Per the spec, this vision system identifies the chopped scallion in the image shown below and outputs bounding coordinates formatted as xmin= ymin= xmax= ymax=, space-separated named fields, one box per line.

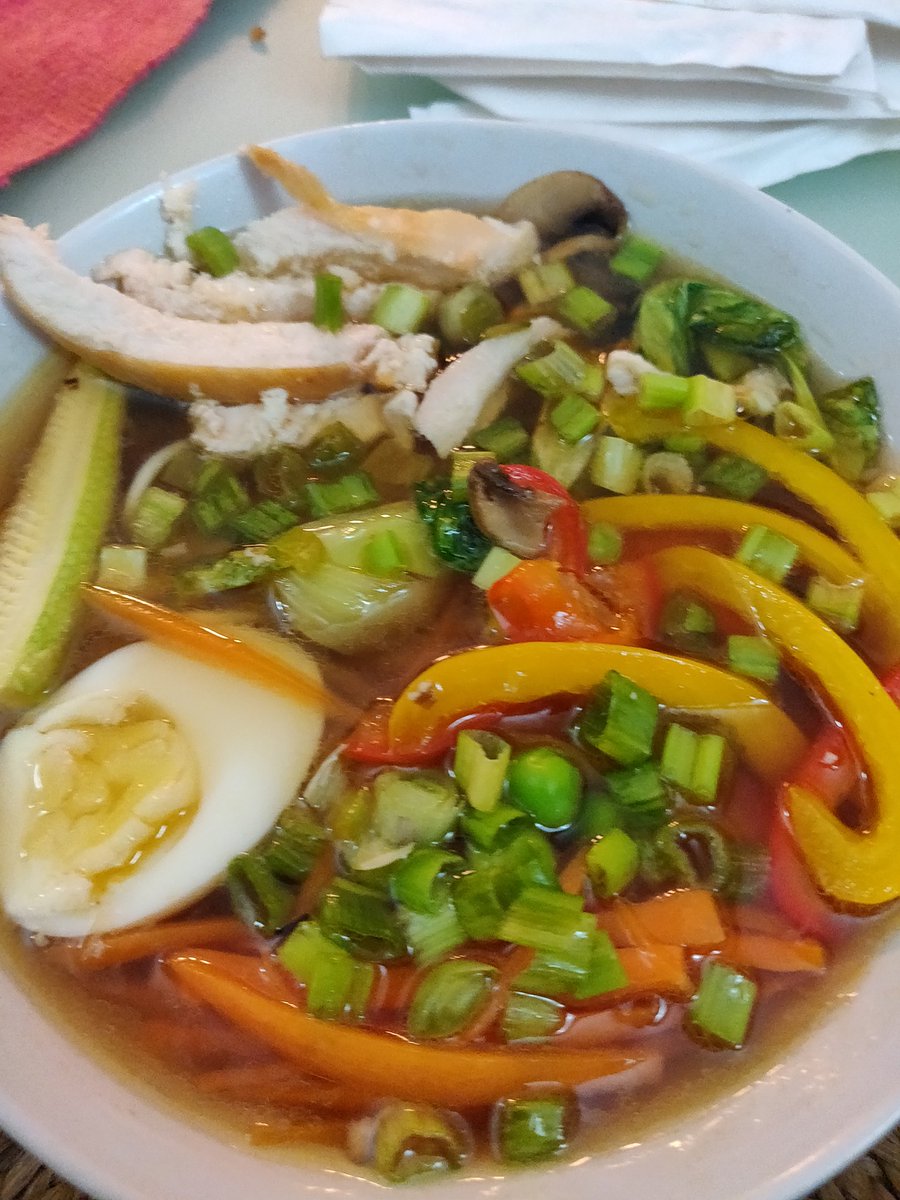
xmin=454 ymin=730 xmax=511 ymax=812
xmin=407 ymin=959 xmax=498 ymax=1039
xmin=610 ymin=233 xmax=664 ymax=283
xmin=660 ymin=592 xmax=717 ymax=655
xmin=727 ymin=634 xmax=780 ymax=685
xmin=688 ymin=960 xmax=757 ymax=1048
xmin=638 ymin=371 xmax=690 ymax=411
xmin=391 ymin=848 xmax=462 ymax=915
xmin=701 ymin=454 xmax=768 ymax=501
xmin=516 ymin=341 xmax=603 ymax=401
xmin=587 ymin=521 xmax=623 ymax=565
xmin=230 ymin=499 xmax=298 ymax=542
xmin=278 ymin=923 xmax=374 ymax=1023
xmin=404 ymin=902 xmax=467 ymax=966
xmin=550 ymin=391 xmax=601 ymax=444
xmin=684 ymin=375 xmax=738 ymax=427
xmin=313 ymin=272 xmax=345 ymax=331
xmin=660 ymin=724 xmax=727 ymax=805
xmin=371 ymin=283 xmax=431 ymax=334
xmin=438 ymin=284 xmax=504 ymax=345
xmin=460 ymin=802 xmax=527 ymax=850
xmin=268 ymin=526 xmax=326 ymax=574
xmin=472 ymin=416 xmax=529 ymax=461
xmin=373 ymin=769 xmax=460 ymax=846
xmin=579 ymin=671 xmax=659 ymax=766
xmin=585 ymin=828 xmax=640 ymax=898
xmin=518 ymin=261 xmax=576 ymax=305
xmin=305 ymin=472 xmax=378 ymax=518
xmin=129 ymin=485 xmax=186 ymax=549
xmin=806 ymin=574 xmax=864 ymax=633
xmin=556 ymin=285 xmax=614 ymax=334
xmin=372 ymin=1103 xmax=466 ymax=1182
xmin=605 ymin=762 xmax=667 ymax=829
xmin=472 ymin=545 xmax=522 ymax=590
xmin=735 ymin=524 xmax=798 ymax=584
xmin=318 ymin=878 xmax=408 ymax=960
xmin=189 ymin=461 xmax=250 ymax=535
xmin=498 ymin=886 xmax=585 ymax=955
xmin=502 ymin=991 xmax=565 ymax=1043
xmin=185 ymin=225 xmax=238 ymax=277
xmin=227 ymin=854 xmax=292 ymax=935
xmin=304 ymin=422 xmax=365 ymax=475
xmin=590 ymin=435 xmax=644 ymax=495
xmin=177 ymin=548 xmax=275 ymax=597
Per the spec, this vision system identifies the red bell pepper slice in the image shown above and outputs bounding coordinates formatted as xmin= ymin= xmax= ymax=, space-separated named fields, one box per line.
xmin=487 ymin=558 xmax=640 ymax=644
xmin=499 ymin=464 xmax=589 ymax=576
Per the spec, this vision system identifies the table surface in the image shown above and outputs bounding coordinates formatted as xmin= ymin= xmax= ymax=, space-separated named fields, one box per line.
xmin=5 ymin=0 xmax=900 ymax=289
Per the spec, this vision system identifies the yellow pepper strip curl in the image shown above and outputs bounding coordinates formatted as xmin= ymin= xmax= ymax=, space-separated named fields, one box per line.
xmin=388 ymin=641 xmax=804 ymax=783
xmin=652 ymin=546 xmax=900 ymax=907
xmin=604 ymin=397 xmax=900 ymax=618
xmin=581 ymin=493 xmax=900 ymax=666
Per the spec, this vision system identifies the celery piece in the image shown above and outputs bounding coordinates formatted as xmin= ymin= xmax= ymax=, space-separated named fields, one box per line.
xmin=590 ymin=436 xmax=644 ymax=495
xmin=735 ymin=524 xmax=798 ymax=584
xmin=313 ymin=272 xmax=344 ymax=331
xmin=806 ymin=575 xmax=864 ymax=634
xmin=610 ymin=233 xmax=664 ymax=284
xmin=96 ymin=545 xmax=148 ymax=592
xmin=472 ymin=546 xmax=522 ymax=591
xmin=454 ymin=730 xmax=511 ymax=812
xmin=438 ymin=284 xmax=504 ymax=346
xmin=185 ymin=226 xmax=238 ymax=277
xmin=684 ymin=375 xmax=738 ymax=427
xmin=550 ymin=392 xmax=601 ymax=444
xmin=587 ymin=522 xmax=623 ymax=566
xmin=129 ymin=485 xmax=186 ymax=549
xmin=372 ymin=283 xmax=431 ymax=334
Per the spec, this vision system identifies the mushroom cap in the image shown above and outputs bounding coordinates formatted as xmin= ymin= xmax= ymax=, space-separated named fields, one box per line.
xmin=494 ymin=171 xmax=628 ymax=247
xmin=467 ymin=461 xmax=563 ymax=558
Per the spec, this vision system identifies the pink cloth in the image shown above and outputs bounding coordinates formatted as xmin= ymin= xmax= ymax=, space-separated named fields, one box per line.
xmin=0 ymin=0 xmax=212 ymax=185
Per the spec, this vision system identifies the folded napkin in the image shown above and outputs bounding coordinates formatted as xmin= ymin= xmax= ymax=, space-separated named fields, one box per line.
xmin=320 ymin=0 xmax=900 ymax=185
xmin=0 ymin=0 xmax=212 ymax=186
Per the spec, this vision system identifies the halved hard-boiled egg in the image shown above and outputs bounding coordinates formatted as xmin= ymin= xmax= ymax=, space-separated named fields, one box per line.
xmin=0 ymin=635 xmax=324 ymax=937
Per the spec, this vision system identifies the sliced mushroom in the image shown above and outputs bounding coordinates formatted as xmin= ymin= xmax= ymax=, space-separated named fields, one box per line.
xmin=494 ymin=171 xmax=627 ymax=247
xmin=467 ymin=461 xmax=563 ymax=558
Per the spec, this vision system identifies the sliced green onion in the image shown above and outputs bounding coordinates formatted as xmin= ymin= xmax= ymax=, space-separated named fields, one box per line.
xmin=497 ymin=1094 xmax=574 ymax=1163
xmin=664 ymin=433 xmax=706 ymax=458
xmin=575 ymin=928 xmax=629 ymax=998
xmin=253 ymin=446 xmax=308 ymax=506
xmin=610 ymin=233 xmax=664 ymax=283
xmin=277 ymin=923 xmax=374 ymax=1022
xmin=372 ymin=1103 xmax=467 ymax=1183
xmin=774 ymin=400 xmax=835 ymax=454
xmin=579 ymin=671 xmax=660 ymax=766
xmin=577 ymin=792 xmax=621 ymax=840
xmin=373 ymin=769 xmax=460 ymax=846
xmin=96 ymin=545 xmax=148 ymax=592
xmin=550 ymin=392 xmax=601 ymax=444
xmin=701 ymin=454 xmax=768 ymax=501
xmin=185 ymin=225 xmax=239 ymax=277
xmin=727 ymin=634 xmax=780 ymax=685
xmin=460 ymin=802 xmax=527 ymax=850
xmin=590 ymin=435 xmax=644 ymax=495
xmin=660 ymin=592 xmax=717 ymax=655
xmin=735 ymin=524 xmax=798 ymax=584
xmin=518 ymin=262 xmax=576 ymax=305
xmin=489 ymin=826 xmax=557 ymax=889
xmin=806 ymin=575 xmax=864 ymax=634
xmin=129 ymin=485 xmax=187 ymax=549
xmin=268 ymin=526 xmax=326 ymax=575
xmin=498 ymin=886 xmax=585 ymax=955
xmin=177 ymin=547 xmax=275 ymax=597
xmin=454 ymin=730 xmax=511 ymax=813
xmin=313 ymin=271 xmax=345 ymax=331
xmin=438 ymin=284 xmax=504 ymax=346
xmin=230 ymin=499 xmax=298 ymax=542
xmin=391 ymin=848 xmax=462 ymax=915
xmin=641 ymin=451 xmax=694 ymax=495
xmin=586 ymin=828 xmax=640 ymax=898
xmin=303 ymin=422 xmax=365 ymax=475
xmin=453 ymin=866 xmax=513 ymax=940
xmin=361 ymin=529 xmax=409 ymax=579
xmin=407 ymin=959 xmax=498 ymax=1039
xmin=371 ymin=283 xmax=431 ymax=334
xmin=263 ymin=812 xmax=328 ymax=881
xmin=472 ymin=545 xmax=522 ymax=590
xmin=605 ymin=762 xmax=667 ymax=830
xmin=450 ymin=449 xmax=496 ymax=498
xmin=227 ymin=854 xmax=292 ymax=935
xmin=671 ymin=820 xmax=733 ymax=894
xmin=472 ymin=416 xmax=530 ymax=461
xmin=318 ymin=878 xmax=408 ymax=961
xmin=660 ymin=724 xmax=728 ymax=805
xmin=556 ymin=285 xmax=615 ymax=334
xmin=637 ymin=825 xmax=697 ymax=891
xmin=688 ymin=960 xmax=757 ymax=1049
xmin=587 ymin=521 xmax=623 ymax=565
xmin=516 ymin=341 xmax=604 ymax=401
xmin=189 ymin=461 xmax=250 ymax=535
xmin=306 ymin=472 xmax=378 ymax=518
xmin=638 ymin=371 xmax=690 ymax=411
xmin=684 ymin=375 xmax=738 ymax=427
xmin=866 ymin=490 xmax=900 ymax=527
xmin=506 ymin=746 xmax=582 ymax=830
xmin=513 ymin=923 xmax=625 ymax=1000
xmin=404 ymin=902 xmax=467 ymax=966
xmin=502 ymin=991 xmax=566 ymax=1043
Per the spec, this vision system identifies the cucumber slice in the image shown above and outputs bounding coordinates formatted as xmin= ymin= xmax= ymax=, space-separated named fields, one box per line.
xmin=0 ymin=364 xmax=124 ymax=706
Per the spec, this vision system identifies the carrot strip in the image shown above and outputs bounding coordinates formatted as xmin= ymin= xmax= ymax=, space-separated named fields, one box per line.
xmin=72 ymin=917 xmax=253 ymax=972
xmin=293 ymin=845 xmax=337 ymax=920
xmin=139 ymin=1018 xmax=274 ymax=1067
xmin=178 ymin=950 xmax=301 ymax=1004
xmin=715 ymin=933 xmax=827 ymax=973
xmin=248 ymin=1116 xmax=348 ymax=1147
xmin=728 ymin=904 xmax=801 ymax=938
xmin=595 ymin=889 xmax=725 ymax=949
xmin=165 ymin=951 xmax=643 ymax=1106
xmin=195 ymin=1063 xmax=368 ymax=1113
xmin=558 ymin=847 xmax=589 ymax=897
xmin=82 ymin=585 xmax=356 ymax=720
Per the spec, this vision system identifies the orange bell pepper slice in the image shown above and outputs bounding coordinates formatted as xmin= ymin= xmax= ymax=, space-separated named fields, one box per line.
xmin=387 ymin=641 xmax=804 ymax=783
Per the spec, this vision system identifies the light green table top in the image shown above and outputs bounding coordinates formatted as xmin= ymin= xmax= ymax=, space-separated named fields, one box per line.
xmin=4 ymin=0 xmax=900 ymax=287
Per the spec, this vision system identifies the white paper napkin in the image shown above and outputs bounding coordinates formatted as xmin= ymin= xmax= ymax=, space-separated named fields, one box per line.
xmin=410 ymin=99 xmax=900 ymax=187
xmin=653 ymin=0 xmax=900 ymax=26
xmin=320 ymin=0 xmax=871 ymax=84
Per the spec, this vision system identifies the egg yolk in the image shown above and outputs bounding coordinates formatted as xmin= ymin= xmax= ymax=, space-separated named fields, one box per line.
xmin=21 ymin=701 xmax=200 ymax=898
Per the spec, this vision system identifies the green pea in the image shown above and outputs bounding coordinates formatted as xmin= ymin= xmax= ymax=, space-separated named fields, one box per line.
xmin=506 ymin=747 xmax=582 ymax=830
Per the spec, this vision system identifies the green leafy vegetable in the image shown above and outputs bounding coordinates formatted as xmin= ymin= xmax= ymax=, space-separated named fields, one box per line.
xmin=819 ymin=377 xmax=882 ymax=482
xmin=415 ymin=478 xmax=491 ymax=574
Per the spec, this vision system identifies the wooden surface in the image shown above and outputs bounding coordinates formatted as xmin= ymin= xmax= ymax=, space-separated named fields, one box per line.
xmin=3 ymin=1126 xmax=900 ymax=1200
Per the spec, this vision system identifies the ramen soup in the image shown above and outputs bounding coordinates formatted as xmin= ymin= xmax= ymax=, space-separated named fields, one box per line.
xmin=0 ymin=150 xmax=898 ymax=1182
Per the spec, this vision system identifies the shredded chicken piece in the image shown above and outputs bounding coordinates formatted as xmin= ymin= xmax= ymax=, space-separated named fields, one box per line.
xmin=606 ymin=349 xmax=663 ymax=396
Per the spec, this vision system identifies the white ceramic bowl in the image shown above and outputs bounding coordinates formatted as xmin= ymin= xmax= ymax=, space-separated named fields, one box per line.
xmin=2 ymin=119 xmax=900 ymax=1200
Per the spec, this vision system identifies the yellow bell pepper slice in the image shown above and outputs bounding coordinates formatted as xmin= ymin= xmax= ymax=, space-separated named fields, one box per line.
xmin=581 ymin=493 xmax=900 ymax=666
xmin=652 ymin=546 xmax=900 ymax=906
xmin=604 ymin=397 xmax=900 ymax=619
xmin=388 ymin=641 xmax=804 ymax=783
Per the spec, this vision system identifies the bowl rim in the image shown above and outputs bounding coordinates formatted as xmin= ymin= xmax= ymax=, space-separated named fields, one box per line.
xmin=2 ymin=116 xmax=900 ymax=1200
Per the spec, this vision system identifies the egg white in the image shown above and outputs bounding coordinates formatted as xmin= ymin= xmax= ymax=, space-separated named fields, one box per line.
xmin=0 ymin=638 xmax=324 ymax=937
